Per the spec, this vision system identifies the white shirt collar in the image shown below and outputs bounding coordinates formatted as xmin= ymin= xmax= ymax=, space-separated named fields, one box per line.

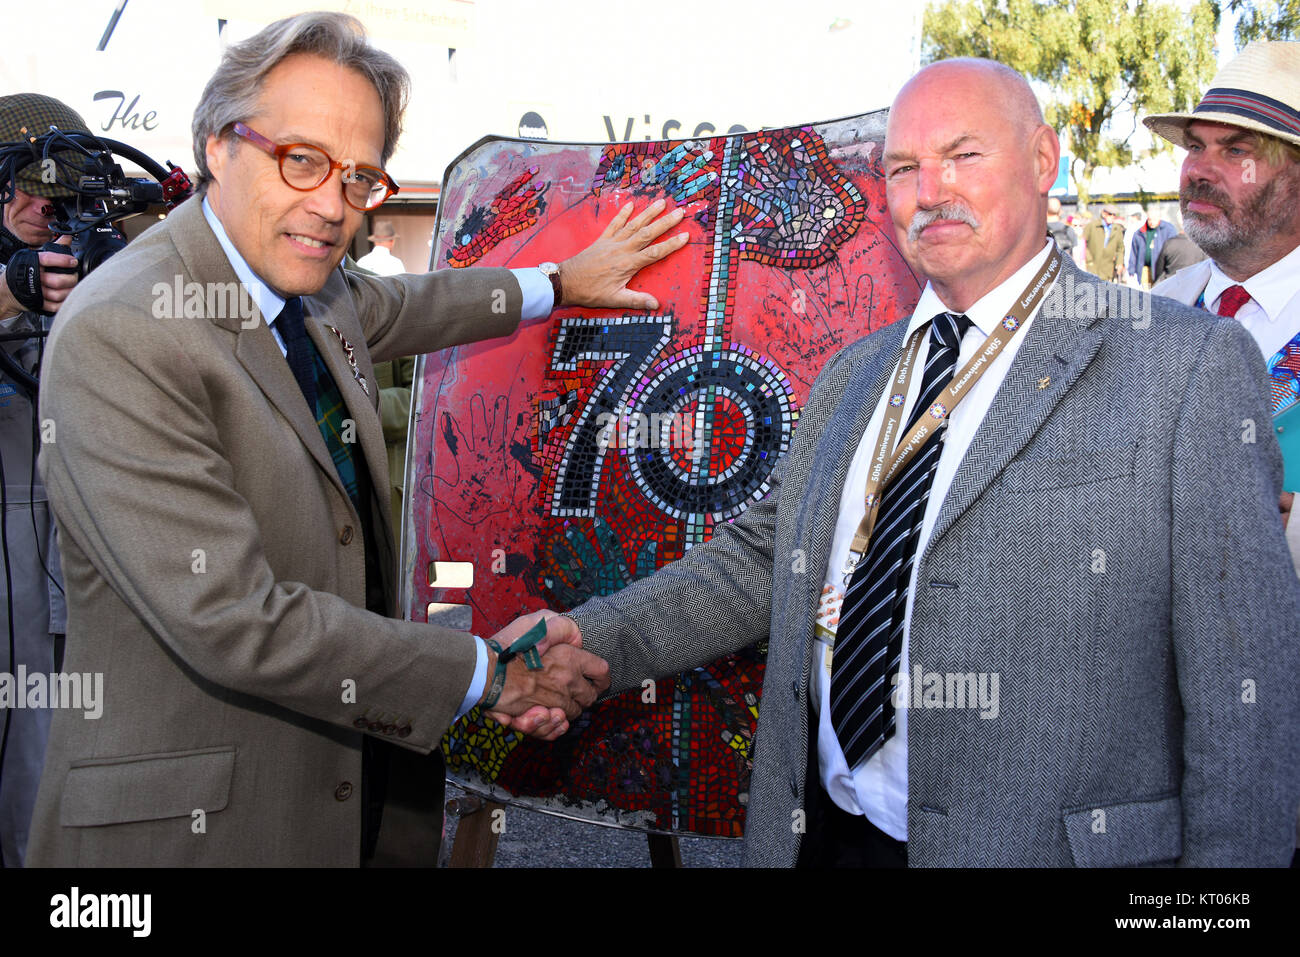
xmin=201 ymin=196 xmax=286 ymax=325
xmin=906 ymin=240 xmax=1055 ymax=338
xmin=1204 ymin=241 xmax=1300 ymax=322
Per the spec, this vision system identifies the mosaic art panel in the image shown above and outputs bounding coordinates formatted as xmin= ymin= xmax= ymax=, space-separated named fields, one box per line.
xmin=402 ymin=110 xmax=921 ymax=835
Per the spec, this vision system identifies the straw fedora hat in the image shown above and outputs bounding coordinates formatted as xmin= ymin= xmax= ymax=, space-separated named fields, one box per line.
xmin=1144 ymin=40 xmax=1300 ymax=149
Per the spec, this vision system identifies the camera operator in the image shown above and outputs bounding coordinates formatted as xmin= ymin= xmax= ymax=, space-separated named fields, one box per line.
xmin=0 ymin=93 xmax=82 ymax=867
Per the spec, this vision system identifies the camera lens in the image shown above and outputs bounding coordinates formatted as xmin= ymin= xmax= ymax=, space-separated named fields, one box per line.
xmin=75 ymin=224 xmax=127 ymax=279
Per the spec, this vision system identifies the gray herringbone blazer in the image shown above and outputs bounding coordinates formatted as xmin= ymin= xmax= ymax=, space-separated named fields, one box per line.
xmin=572 ymin=258 xmax=1300 ymax=866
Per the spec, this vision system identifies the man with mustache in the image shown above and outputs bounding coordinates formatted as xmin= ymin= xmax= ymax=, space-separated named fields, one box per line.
xmin=1146 ymin=39 xmax=1300 ymax=865
xmin=502 ymin=57 xmax=1300 ymax=866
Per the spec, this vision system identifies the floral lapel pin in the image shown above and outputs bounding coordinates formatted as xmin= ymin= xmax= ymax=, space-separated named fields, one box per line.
xmin=325 ymin=325 xmax=370 ymax=397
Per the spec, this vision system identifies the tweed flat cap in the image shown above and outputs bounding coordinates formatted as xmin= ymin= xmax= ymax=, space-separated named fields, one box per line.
xmin=0 ymin=93 xmax=93 ymax=199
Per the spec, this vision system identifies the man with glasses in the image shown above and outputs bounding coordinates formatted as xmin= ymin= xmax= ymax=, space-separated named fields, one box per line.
xmin=27 ymin=12 xmax=683 ymax=866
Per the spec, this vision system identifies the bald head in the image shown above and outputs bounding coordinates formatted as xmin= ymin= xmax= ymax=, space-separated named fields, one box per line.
xmin=882 ymin=57 xmax=1060 ymax=311
xmin=900 ymin=58 xmax=1044 ymax=135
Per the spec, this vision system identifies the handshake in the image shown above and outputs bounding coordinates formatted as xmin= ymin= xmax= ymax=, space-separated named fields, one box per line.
xmin=475 ymin=610 xmax=610 ymax=741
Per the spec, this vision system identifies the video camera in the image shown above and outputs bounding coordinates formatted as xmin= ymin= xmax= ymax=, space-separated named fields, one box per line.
xmin=0 ymin=124 xmax=192 ymax=280
xmin=0 ymin=125 xmax=192 ymax=396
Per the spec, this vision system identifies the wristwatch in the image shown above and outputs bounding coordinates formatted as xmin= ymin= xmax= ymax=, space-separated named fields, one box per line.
xmin=538 ymin=261 xmax=563 ymax=310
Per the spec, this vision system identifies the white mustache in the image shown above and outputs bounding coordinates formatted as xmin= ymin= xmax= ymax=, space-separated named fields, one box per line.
xmin=908 ymin=203 xmax=980 ymax=243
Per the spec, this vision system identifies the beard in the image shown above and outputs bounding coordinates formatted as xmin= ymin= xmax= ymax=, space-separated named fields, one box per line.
xmin=1181 ymin=164 xmax=1299 ymax=258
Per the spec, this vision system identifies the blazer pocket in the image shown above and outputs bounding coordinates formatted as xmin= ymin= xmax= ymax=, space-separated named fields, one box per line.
xmin=59 ymin=746 xmax=235 ymax=827
xmin=1063 ymin=793 xmax=1182 ymax=867
xmin=1002 ymin=443 xmax=1135 ymax=492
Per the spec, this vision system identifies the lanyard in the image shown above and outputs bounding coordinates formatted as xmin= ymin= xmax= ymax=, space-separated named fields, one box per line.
xmin=842 ymin=248 xmax=1062 ymax=583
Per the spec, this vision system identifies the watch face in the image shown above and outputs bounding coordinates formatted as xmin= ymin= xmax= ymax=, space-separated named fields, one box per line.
xmin=539 ymin=261 xmax=559 ymax=275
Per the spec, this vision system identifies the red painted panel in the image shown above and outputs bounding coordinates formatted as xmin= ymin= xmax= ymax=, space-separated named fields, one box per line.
xmin=405 ymin=111 xmax=920 ymax=834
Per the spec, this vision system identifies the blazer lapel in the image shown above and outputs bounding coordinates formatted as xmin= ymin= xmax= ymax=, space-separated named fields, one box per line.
xmin=924 ymin=268 xmax=1106 ymax=553
xmin=303 ymin=306 xmax=393 ymax=542
xmin=794 ymin=323 xmax=909 ymax=620
xmin=234 ymin=319 xmax=345 ymax=499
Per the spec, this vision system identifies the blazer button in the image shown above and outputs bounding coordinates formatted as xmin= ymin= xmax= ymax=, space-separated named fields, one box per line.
xmin=339 ymin=525 xmax=354 ymax=545
xmin=334 ymin=781 xmax=353 ymax=801
xmin=396 ymin=725 xmax=412 ymax=738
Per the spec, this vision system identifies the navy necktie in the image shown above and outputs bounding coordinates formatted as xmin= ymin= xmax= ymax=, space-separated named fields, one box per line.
xmin=830 ymin=311 xmax=973 ymax=769
xmin=277 ymin=296 xmax=317 ymax=414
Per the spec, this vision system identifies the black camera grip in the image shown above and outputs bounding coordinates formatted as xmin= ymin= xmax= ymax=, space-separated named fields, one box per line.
xmin=40 ymin=240 xmax=78 ymax=274
xmin=4 ymin=247 xmax=44 ymax=311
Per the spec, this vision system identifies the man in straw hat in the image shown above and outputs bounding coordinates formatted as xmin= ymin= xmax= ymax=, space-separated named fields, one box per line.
xmin=1146 ymin=39 xmax=1300 ymax=867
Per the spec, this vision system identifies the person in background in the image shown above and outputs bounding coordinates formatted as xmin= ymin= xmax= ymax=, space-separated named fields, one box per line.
xmin=356 ymin=220 xmax=404 ymax=276
xmin=1152 ymin=224 xmax=1207 ymax=284
xmin=1067 ymin=212 xmax=1089 ymax=270
xmin=1045 ymin=196 xmax=1074 ymax=257
xmin=0 ymin=93 xmax=82 ymax=867
xmin=1128 ymin=207 xmax=1177 ymax=288
xmin=1144 ymin=40 xmax=1300 ymax=865
xmin=1083 ymin=204 xmax=1124 ymax=280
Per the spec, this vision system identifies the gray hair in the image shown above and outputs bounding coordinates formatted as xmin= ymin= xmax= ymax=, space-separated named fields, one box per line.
xmin=190 ymin=11 xmax=409 ymax=192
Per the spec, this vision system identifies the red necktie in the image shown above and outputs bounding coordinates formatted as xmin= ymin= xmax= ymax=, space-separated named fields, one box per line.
xmin=1216 ymin=284 xmax=1252 ymax=318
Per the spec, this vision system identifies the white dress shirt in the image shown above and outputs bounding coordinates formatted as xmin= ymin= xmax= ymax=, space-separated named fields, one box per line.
xmin=356 ymin=245 xmax=406 ymax=276
xmin=814 ymin=241 xmax=1054 ymax=840
xmin=1202 ymin=241 xmax=1300 ymax=359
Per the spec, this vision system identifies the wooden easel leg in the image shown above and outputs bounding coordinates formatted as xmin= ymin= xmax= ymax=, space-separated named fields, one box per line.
xmin=647 ymin=833 xmax=683 ymax=868
xmin=446 ymin=796 xmax=505 ymax=868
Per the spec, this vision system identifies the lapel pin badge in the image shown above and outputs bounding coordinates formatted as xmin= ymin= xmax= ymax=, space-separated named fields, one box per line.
xmin=1037 ymin=376 xmax=1051 ymax=390
xmin=325 ymin=325 xmax=370 ymax=397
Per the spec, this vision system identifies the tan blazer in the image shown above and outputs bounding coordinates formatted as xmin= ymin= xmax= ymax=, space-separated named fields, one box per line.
xmin=29 ymin=197 xmax=521 ymax=866
xmin=1083 ymin=218 xmax=1125 ymax=280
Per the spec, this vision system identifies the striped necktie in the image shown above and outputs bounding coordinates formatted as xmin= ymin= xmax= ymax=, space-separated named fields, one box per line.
xmin=830 ymin=311 xmax=973 ymax=769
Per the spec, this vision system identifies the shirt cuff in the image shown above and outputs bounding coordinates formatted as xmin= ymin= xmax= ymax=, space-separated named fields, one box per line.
xmin=456 ymin=636 xmax=489 ymax=720
xmin=511 ymin=266 xmax=554 ymax=321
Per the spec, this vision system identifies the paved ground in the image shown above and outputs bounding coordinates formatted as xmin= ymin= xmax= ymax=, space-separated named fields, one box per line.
xmin=441 ymin=783 xmax=743 ymax=868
